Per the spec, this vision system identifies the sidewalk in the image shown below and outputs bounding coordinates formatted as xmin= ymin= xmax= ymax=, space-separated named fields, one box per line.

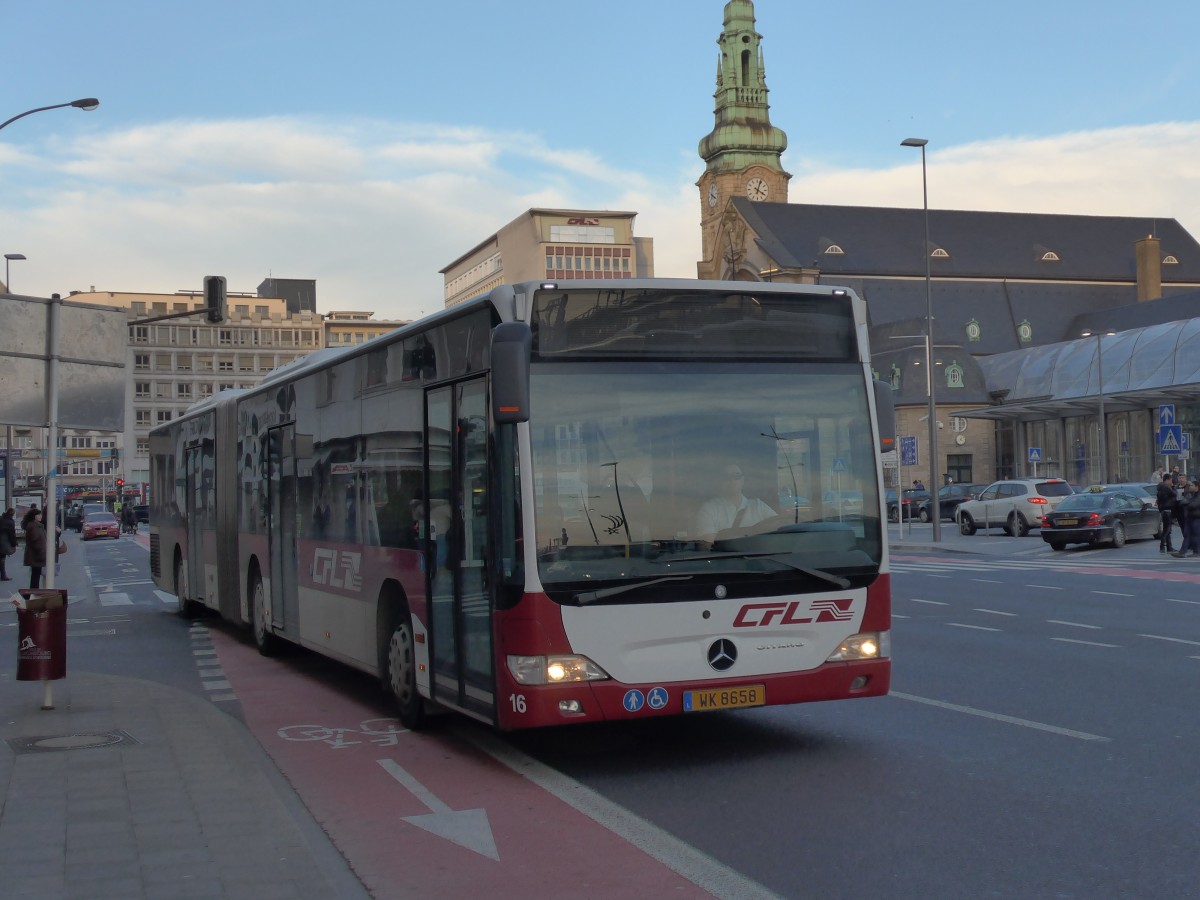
xmin=0 ymin=536 xmax=367 ymax=899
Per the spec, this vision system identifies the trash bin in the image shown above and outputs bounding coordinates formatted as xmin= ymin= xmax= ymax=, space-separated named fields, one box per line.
xmin=16 ymin=589 xmax=68 ymax=682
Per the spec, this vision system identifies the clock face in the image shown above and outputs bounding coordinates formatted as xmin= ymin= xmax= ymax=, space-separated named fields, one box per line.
xmin=708 ymin=182 xmax=718 ymax=207
xmin=746 ymin=177 xmax=769 ymax=201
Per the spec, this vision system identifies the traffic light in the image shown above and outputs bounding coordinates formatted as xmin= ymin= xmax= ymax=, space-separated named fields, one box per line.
xmin=116 ymin=478 xmax=124 ymax=488
xmin=204 ymin=275 xmax=227 ymax=324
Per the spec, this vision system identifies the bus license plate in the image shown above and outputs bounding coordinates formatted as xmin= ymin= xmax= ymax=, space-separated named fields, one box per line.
xmin=683 ymin=685 xmax=765 ymax=712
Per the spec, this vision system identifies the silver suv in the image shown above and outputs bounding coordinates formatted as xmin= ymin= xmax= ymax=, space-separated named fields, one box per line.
xmin=955 ymin=478 xmax=1074 ymax=537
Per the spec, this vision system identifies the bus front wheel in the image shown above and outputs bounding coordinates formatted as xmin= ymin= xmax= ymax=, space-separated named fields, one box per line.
xmin=385 ymin=615 xmax=426 ymax=730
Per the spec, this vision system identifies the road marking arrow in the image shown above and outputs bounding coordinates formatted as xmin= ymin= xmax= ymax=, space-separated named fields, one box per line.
xmin=377 ymin=759 xmax=499 ymax=860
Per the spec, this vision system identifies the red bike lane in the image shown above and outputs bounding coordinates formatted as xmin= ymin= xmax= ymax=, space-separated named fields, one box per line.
xmin=209 ymin=628 xmax=719 ymax=899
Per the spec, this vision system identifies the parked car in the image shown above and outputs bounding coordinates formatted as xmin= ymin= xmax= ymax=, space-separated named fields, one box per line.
xmin=82 ymin=511 xmax=121 ymax=541
xmin=821 ymin=489 xmax=864 ymax=520
xmin=1040 ymin=490 xmax=1161 ymax=549
xmin=885 ymin=488 xmax=931 ymax=522
xmin=915 ymin=482 xmax=987 ymax=522
xmin=133 ymin=504 xmax=150 ymax=524
xmin=1084 ymin=482 xmax=1158 ymax=502
xmin=955 ymin=477 xmax=1074 ymax=537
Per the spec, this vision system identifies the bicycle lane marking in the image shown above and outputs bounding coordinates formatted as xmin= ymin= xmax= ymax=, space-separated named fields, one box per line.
xmin=208 ymin=627 xmax=718 ymax=900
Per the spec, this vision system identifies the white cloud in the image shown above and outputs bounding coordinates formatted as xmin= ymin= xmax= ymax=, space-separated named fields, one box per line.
xmin=3 ymin=118 xmax=1200 ymax=320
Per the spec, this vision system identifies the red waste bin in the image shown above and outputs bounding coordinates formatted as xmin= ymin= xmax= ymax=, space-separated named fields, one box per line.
xmin=16 ymin=589 xmax=68 ymax=681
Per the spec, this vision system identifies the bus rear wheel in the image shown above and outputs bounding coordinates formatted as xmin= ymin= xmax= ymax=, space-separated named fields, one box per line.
xmin=175 ymin=556 xmax=197 ymax=619
xmin=250 ymin=571 xmax=279 ymax=657
xmin=385 ymin=615 xmax=425 ymax=730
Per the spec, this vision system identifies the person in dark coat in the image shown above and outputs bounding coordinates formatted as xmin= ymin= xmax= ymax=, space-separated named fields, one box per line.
xmin=0 ymin=508 xmax=16 ymax=580
xmin=23 ymin=508 xmax=47 ymax=590
xmin=1171 ymin=481 xmax=1200 ymax=558
xmin=1156 ymin=474 xmax=1178 ymax=553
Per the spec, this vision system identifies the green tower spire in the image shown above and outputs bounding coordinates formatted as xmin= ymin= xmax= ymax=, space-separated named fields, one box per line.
xmin=698 ymin=0 xmax=789 ymax=175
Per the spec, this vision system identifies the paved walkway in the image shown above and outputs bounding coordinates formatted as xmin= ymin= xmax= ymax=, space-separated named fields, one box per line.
xmin=0 ymin=537 xmax=367 ymax=899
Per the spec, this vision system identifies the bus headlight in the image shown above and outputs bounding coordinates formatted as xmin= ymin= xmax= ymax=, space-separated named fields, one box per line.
xmin=826 ymin=631 xmax=891 ymax=662
xmin=507 ymin=655 xmax=610 ymax=685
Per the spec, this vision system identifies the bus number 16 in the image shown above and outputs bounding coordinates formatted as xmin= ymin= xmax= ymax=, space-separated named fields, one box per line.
xmin=509 ymin=694 xmax=527 ymax=714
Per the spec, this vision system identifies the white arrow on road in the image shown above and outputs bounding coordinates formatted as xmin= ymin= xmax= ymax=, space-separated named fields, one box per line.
xmin=377 ymin=758 xmax=499 ymax=860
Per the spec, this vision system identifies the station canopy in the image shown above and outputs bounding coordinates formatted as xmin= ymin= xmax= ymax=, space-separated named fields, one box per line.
xmin=958 ymin=318 xmax=1200 ymax=421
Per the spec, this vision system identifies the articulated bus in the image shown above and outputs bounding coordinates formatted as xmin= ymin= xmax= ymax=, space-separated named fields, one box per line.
xmin=149 ymin=279 xmax=895 ymax=730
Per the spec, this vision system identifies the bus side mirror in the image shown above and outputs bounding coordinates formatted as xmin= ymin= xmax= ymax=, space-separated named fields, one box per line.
xmin=873 ymin=380 xmax=896 ymax=453
xmin=491 ymin=322 xmax=532 ymax=424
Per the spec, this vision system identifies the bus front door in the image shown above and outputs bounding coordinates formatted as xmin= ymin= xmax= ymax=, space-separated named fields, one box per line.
xmin=425 ymin=379 xmax=494 ymax=721
xmin=267 ymin=425 xmax=299 ymax=638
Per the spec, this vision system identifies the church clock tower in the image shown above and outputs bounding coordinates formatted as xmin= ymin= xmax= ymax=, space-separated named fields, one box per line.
xmin=697 ymin=0 xmax=790 ymax=279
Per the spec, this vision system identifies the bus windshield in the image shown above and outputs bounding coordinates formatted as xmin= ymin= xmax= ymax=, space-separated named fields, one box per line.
xmin=528 ymin=363 xmax=882 ymax=603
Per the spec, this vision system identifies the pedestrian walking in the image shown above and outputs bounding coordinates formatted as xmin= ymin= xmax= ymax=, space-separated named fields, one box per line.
xmin=1172 ymin=481 xmax=1200 ymax=558
xmin=0 ymin=508 xmax=16 ymax=580
xmin=23 ymin=508 xmax=47 ymax=589
xmin=1156 ymin=473 xmax=1177 ymax=553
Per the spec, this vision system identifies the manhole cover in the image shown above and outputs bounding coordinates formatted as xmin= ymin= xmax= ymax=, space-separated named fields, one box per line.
xmin=5 ymin=730 xmax=140 ymax=755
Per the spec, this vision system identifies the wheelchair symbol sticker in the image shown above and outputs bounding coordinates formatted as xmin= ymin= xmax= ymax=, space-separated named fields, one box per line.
xmin=622 ymin=690 xmax=645 ymax=712
xmin=647 ymin=687 xmax=668 ymax=710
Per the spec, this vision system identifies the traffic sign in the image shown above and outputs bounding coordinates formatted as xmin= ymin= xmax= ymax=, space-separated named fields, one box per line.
xmin=831 ymin=457 xmax=848 ymax=473
xmin=900 ymin=436 xmax=918 ymax=467
xmin=1159 ymin=404 xmax=1176 ymax=427
xmin=1028 ymin=447 xmax=1042 ymax=463
xmin=1160 ymin=424 xmax=1183 ymax=455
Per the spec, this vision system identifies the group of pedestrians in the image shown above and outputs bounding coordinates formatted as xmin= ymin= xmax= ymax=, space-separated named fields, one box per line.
xmin=0 ymin=504 xmax=63 ymax=590
xmin=1154 ymin=470 xmax=1200 ymax=557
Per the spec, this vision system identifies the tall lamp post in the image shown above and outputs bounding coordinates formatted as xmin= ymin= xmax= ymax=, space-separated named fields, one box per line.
xmin=1082 ymin=329 xmax=1115 ymax=483
xmin=4 ymin=253 xmax=26 ymax=292
xmin=1 ymin=99 xmax=100 ymax=607
xmin=901 ymin=137 xmax=939 ymax=541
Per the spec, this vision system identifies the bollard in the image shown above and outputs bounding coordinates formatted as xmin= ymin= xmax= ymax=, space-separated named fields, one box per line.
xmin=15 ymin=589 xmax=68 ymax=710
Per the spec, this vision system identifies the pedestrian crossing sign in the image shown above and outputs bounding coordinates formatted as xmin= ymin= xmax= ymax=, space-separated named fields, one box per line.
xmin=1160 ymin=424 xmax=1183 ymax=455
xmin=1027 ymin=447 xmax=1042 ymax=463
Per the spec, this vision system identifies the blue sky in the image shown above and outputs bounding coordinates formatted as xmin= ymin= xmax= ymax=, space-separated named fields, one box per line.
xmin=3 ymin=0 xmax=1199 ymax=319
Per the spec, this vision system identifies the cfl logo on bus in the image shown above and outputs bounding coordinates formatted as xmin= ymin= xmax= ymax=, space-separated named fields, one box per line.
xmin=732 ymin=598 xmax=854 ymax=627
xmin=312 ymin=549 xmax=362 ymax=592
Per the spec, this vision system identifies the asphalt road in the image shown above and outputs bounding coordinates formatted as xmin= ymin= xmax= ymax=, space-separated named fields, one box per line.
xmin=15 ymin=523 xmax=1198 ymax=898
xmin=512 ymin=528 xmax=1200 ymax=898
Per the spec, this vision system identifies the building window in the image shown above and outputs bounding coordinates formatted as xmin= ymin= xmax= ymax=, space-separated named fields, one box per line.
xmin=132 ymin=325 xmax=149 ymax=343
xmin=135 ymin=354 xmax=150 ymax=370
xmin=931 ymin=248 xmax=950 ymax=258
xmin=156 ymin=410 xmax=173 ymax=424
xmin=218 ymin=358 xmax=233 ymax=372
xmin=1164 ymin=255 xmax=1180 ymax=265
xmin=1041 ymin=251 xmax=1060 ymax=262
xmin=177 ymin=383 xmax=192 ymax=399
xmin=219 ymin=329 xmax=232 ymax=346
xmin=199 ymin=383 xmax=213 ymax=397
xmin=136 ymin=439 xmax=149 ymax=455
xmin=135 ymin=382 xmax=151 ymax=399
xmin=136 ymin=410 xmax=151 ymax=426
xmin=824 ymin=245 xmax=845 ymax=255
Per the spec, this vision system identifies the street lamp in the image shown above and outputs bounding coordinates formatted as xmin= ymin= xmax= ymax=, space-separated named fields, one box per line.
xmin=4 ymin=253 xmax=26 ymax=292
xmin=0 ymin=97 xmax=99 ymax=611
xmin=901 ymin=137 xmax=939 ymax=541
xmin=0 ymin=98 xmax=100 ymax=132
xmin=1081 ymin=329 xmax=1116 ymax=483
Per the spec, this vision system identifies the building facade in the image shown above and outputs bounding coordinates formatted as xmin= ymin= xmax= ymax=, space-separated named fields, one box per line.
xmin=696 ymin=0 xmax=1200 ymax=487
xmin=441 ymin=208 xmax=655 ymax=307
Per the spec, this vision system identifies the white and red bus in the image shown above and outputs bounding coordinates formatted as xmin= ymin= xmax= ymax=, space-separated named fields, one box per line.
xmin=149 ymin=279 xmax=894 ymax=729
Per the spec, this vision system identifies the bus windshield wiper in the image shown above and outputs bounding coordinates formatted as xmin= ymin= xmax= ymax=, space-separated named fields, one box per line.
xmin=670 ymin=552 xmax=850 ymax=590
xmin=574 ymin=575 xmax=694 ymax=605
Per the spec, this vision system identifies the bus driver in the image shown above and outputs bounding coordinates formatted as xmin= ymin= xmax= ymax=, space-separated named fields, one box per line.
xmin=694 ymin=464 xmax=779 ymax=545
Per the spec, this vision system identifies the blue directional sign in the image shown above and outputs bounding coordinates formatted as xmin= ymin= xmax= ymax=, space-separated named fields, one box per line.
xmin=1160 ymin=424 xmax=1183 ymax=455
xmin=1028 ymin=447 xmax=1042 ymax=463
xmin=1159 ymin=404 xmax=1176 ymax=427
xmin=900 ymin=436 xmax=918 ymax=467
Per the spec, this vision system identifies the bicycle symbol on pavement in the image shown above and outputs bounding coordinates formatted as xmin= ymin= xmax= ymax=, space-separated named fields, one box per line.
xmin=277 ymin=717 xmax=408 ymax=749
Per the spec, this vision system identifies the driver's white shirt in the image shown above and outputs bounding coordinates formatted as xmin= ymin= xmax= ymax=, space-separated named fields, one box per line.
xmin=695 ymin=495 xmax=776 ymax=538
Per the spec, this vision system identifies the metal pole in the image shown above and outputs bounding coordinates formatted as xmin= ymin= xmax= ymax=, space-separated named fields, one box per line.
xmin=1097 ymin=333 xmax=1107 ymax=483
xmin=44 ymin=294 xmax=61 ymax=590
xmin=918 ymin=147 xmax=940 ymax=541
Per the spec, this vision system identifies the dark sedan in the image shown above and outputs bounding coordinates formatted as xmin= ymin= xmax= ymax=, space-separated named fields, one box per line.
xmin=1040 ymin=491 xmax=1161 ymax=550
xmin=915 ymin=482 xmax=987 ymax=523
xmin=886 ymin=488 xmax=931 ymax=522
